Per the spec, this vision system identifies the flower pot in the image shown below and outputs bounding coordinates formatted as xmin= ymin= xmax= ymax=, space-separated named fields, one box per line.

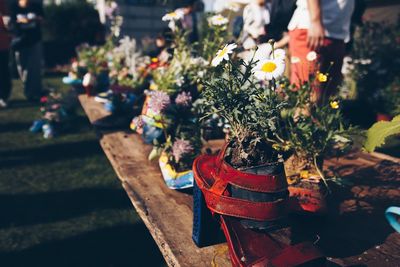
xmin=159 ymin=153 xmax=194 ymax=190
xmin=141 ymin=95 xmax=164 ymax=129
xmin=82 ymin=73 xmax=96 ymax=96
xmin=285 ymin=155 xmax=327 ymax=214
xmin=230 ymin=161 xmax=289 ymax=230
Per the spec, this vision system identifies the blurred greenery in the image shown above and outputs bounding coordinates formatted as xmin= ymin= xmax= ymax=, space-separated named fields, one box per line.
xmin=0 ymin=76 xmax=165 ymax=267
xmin=43 ymin=1 xmax=104 ymax=44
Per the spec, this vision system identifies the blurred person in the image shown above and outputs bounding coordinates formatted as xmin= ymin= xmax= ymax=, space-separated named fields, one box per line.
xmin=0 ymin=0 xmax=11 ymax=108
xmin=178 ymin=0 xmax=203 ymax=43
xmin=266 ymin=0 xmax=296 ymax=48
xmin=11 ymin=0 xmax=44 ymax=102
xmin=148 ymin=29 xmax=173 ymax=63
xmin=241 ymin=0 xmax=270 ymax=50
xmin=288 ymin=0 xmax=355 ymax=103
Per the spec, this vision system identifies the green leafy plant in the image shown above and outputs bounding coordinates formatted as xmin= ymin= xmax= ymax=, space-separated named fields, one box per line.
xmin=279 ymin=77 xmax=356 ymax=187
xmin=364 ymin=115 xmax=400 ymax=152
xmin=202 ymin=46 xmax=287 ymax=168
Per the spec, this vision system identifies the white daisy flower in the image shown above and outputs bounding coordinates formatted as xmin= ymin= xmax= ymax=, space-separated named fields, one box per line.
xmin=208 ymin=14 xmax=229 ymax=26
xmin=162 ymin=9 xmax=184 ymax=21
xmin=211 ymin=43 xmax=237 ymax=67
xmin=254 ymin=59 xmax=285 ymax=81
xmin=254 ymin=43 xmax=273 ymax=62
xmin=306 ymin=51 xmax=317 ymax=62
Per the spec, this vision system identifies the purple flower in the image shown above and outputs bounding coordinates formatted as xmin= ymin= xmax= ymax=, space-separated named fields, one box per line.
xmin=172 ymin=139 xmax=194 ymax=162
xmin=148 ymin=91 xmax=170 ymax=114
xmin=175 ymin=91 xmax=192 ymax=107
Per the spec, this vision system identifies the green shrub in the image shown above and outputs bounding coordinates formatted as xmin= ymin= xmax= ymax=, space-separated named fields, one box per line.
xmin=43 ymin=0 xmax=104 ymax=45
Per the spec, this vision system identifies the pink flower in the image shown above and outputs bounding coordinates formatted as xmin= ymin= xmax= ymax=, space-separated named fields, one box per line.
xmin=175 ymin=91 xmax=192 ymax=107
xmin=148 ymin=91 xmax=170 ymax=114
xmin=172 ymin=139 xmax=194 ymax=162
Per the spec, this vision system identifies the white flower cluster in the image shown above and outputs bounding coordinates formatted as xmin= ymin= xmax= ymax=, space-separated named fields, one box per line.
xmin=208 ymin=14 xmax=229 ymax=26
xmin=162 ymin=9 xmax=185 ymax=31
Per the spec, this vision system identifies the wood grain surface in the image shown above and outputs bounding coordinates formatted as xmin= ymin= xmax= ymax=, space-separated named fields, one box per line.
xmin=79 ymin=94 xmax=400 ymax=267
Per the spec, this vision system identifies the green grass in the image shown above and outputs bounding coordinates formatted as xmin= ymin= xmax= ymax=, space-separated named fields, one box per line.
xmin=0 ymin=76 xmax=165 ymax=266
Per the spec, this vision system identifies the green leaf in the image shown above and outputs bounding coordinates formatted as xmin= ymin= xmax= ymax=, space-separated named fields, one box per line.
xmin=148 ymin=146 xmax=162 ymax=161
xmin=364 ymin=115 xmax=400 ymax=152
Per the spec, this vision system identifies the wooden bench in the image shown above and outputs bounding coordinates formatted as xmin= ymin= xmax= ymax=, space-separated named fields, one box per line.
xmin=79 ymin=94 xmax=400 ymax=267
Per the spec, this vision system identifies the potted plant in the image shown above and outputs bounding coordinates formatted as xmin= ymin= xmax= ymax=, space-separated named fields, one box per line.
xmin=278 ymin=71 xmax=355 ymax=213
xmin=159 ymin=135 xmax=202 ymax=189
xmin=192 ymin=42 xmax=325 ymax=266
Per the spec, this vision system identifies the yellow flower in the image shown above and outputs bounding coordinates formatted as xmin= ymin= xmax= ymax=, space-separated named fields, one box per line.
xmin=149 ymin=83 xmax=158 ymax=90
xmin=317 ymin=72 xmax=328 ymax=83
xmin=330 ymin=101 xmax=339 ymax=109
xmin=151 ymin=57 xmax=159 ymax=63
xmin=272 ymin=142 xmax=291 ymax=151
xmin=272 ymin=144 xmax=280 ymax=150
xmin=282 ymin=142 xmax=291 ymax=151
xmin=300 ymin=170 xmax=309 ymax=179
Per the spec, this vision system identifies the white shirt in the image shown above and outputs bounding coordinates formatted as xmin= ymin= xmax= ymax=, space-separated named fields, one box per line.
xmin=288 ymin=0 xmax=355 ymax=42
xmin=243 ymin=3 xmax=270 ymax=39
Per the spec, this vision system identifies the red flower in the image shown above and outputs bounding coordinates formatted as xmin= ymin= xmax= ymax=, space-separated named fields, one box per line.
xmin=40 ymin=96 xmax=48 ymax=103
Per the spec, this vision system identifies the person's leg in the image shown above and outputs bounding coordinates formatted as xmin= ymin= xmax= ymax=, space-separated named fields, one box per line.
xmin=15 ymin=46 xmax=29 ymax=96
xmin=24 ymin=42 xmax=43 ymax=100
xmin=0 ymin=50 xmax=12 ymax=101
xmin=288 ymin=29 xmax=315 ymax=86
xmin=317 ymin=38 xmax=345 ymax=103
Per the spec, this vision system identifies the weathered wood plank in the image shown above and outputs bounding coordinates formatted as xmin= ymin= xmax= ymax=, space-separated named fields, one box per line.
xmin=79 ymin=94 xmax=400 ymax=267
xmin=79 ymin=95 xmax=230 ymax=267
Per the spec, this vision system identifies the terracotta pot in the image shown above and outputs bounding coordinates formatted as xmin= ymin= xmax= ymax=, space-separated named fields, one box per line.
xmin=285 ymin=155 xmax=328 ymax=214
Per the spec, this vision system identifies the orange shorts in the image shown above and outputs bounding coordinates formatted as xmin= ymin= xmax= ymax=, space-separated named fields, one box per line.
xmin=288 ymin=29 xmax=345 ymax=97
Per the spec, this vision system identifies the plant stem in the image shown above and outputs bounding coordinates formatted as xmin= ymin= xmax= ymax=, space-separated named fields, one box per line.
xmin=313 ymin=155 xmax=331 ymax=194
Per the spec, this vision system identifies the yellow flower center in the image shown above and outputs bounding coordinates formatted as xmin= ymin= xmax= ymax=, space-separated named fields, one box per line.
xmin=330 ymin=101 xmax=339 ymax=109
xmin=169 ymin=12 xmax=177 ymax=17
xmin=217 ymin=47 xmax=228 ymax=58
xmin=261 ymin=62 xmax=277 ymax=73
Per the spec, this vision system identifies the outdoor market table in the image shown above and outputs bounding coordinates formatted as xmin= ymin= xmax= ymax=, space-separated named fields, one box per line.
xmin=79 ymin=94 xmax=400 ymax=267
